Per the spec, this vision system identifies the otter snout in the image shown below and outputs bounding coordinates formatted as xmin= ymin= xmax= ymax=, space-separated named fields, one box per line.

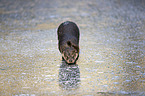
xmin=62 ymin=48 xmax=79 ymax=64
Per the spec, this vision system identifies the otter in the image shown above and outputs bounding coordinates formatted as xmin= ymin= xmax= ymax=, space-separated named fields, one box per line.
xmin=57 ymin=21 xmax=80 ymax=64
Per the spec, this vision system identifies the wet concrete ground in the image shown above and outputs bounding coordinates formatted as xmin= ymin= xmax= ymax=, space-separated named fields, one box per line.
xmin=0 ymin=0 xmax=145 ymax=95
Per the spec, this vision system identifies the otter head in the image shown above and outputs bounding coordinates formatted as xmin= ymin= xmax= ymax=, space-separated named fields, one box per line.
xmin=62 ymin=41 xmax=79 ymax=64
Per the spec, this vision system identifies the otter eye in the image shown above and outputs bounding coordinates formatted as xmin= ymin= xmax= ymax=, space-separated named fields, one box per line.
xmin=67 ymin=41 xmax=71 ymax=47
xmin=66 ymin=56 xmax=69 ymax=60
xmin=74 ymin=54 xmax=76 ymax=57
xmin=74 ymin=50 xmax=77 ymax=53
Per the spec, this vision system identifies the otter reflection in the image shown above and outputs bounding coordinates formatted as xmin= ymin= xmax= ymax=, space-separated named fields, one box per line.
xmin=59 ymin=60 xmax=80 ymax=90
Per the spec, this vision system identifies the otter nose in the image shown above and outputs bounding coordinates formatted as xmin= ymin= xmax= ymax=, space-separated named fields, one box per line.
xmin=69 ymin=59 xmax=72 ymax=63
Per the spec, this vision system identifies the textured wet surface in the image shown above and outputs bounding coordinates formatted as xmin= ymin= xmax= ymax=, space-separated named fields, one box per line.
xmin=0 ymin=0 xmax=145 ymax=95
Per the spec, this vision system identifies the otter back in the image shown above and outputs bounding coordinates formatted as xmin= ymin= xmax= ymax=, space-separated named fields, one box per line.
xmin=57 ymin=21 xmax=80 ymax=64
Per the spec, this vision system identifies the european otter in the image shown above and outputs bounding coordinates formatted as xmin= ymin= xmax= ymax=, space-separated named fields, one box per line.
xmin=57 ymin=21 xmax=80 ymax=64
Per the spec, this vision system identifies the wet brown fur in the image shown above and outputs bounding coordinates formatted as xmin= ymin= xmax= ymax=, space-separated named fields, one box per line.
xmin=57 ymin=21 xmax=80 ymax=64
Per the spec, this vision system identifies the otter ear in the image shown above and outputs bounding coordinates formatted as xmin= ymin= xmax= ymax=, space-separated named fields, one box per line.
xmin=67 ymin=41 xmax=71 ymax=47
xmin=72 ymin=45 xmax=79 ymax=52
